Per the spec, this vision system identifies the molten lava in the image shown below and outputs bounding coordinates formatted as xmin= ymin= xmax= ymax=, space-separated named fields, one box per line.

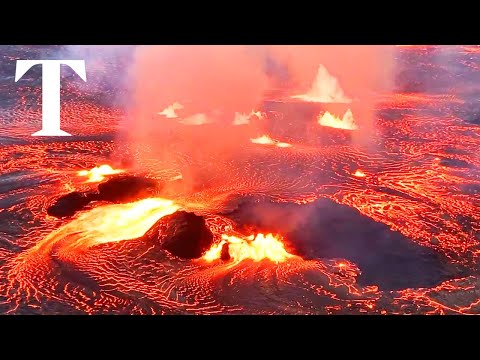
xmin=4 ymin=45 xmax=480 ymax=315
xmin=353 ymin=170 xmax=366 ymax=178
xmin=233 ymin=110 xmax=264 ymax=125
xmin=179 ymin=113 xmax=211 ymax=126
xmin=77 ymin=165 xmax=124 ymax=183
xmin=318 ymin=109 xmax=358 ymax=130
xmin=158 ymin=102 xmax=184 ymax=118
xmin=56 ymin=198 xmax=179 ymax=249
xmin=250 ymin=111 xmax=263 ymax=119
xmin=204 ymin=233 xmax=296 ymax=263
xmin=292 ymin=64 xmax=352 ymax=103
xmin=250 ymin=135 xmax=292 ymax=148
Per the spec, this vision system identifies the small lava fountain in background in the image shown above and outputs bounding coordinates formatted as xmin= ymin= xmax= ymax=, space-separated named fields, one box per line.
xmin=318 ymin=109 xmax=358 ymax=130
xmin=292 ymin=64 xmax=352 ymax=103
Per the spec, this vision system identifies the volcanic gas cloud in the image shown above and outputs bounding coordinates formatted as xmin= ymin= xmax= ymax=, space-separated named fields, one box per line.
xmin=123 ymin=45 xmax=393 ymax=176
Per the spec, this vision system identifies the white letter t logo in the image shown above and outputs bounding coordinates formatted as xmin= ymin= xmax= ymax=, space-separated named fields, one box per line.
xmin=15 ymin=60 xmax=87 ymax=136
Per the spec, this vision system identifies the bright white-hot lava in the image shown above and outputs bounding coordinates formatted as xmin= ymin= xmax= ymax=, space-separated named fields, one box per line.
xmin=233 ymin=110 xmax=264 ymax=125
xmin=204 ymin=233 xmax=296 ymax=263
xmin=318 ymin=109 xmax=358 ymax=130
xmin=158 ymin=102 xmax=184 ymax=118
xmin=292 ymin=64 xmax=352 ymax=103
xmin=250 ymin=135 xmax=292 ymax=148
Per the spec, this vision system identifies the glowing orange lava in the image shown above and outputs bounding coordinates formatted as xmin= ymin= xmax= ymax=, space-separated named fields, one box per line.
xmin=250 ymin=135 xmax=292 ymax=148
xmin=52 ymin=198 xmax=179 ymax=250
xmin=204 ymin=233 xmax=296 ymax=263
xmin=158 ymin=102 xmax=184 ymax=118
xmin=462 ymin=46 xmax=480 ymax=54
xmin=77 ymin=164 xmax=124 ymax=183
xmin=233 ymin=110 xmax=264 ymax=125
xmin=4 ymin=45 xmax=480 ymax=315
xmin=353 ymin=170 xmax=366 ymax=178
xmin=292 ymin=64 xmax=352 ymax=103
xmin=179 ymin=113 xmax=211 ymax=125
xmin=318 ymin=109 xmax=357 ymax=130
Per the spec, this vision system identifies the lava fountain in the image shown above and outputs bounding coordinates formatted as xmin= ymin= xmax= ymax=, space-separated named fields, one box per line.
xmin=204 ymin=233 xmax=297 ymax=263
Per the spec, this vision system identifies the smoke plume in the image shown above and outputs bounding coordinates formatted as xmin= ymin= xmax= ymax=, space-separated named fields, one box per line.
xmin=121 ymin=45 xmax=395 ymax=194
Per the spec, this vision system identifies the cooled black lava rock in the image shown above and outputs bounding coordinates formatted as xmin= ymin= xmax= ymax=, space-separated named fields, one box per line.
xmin=439 ymin=158 xmax=472 ymax=169
xmin=96 ymin=176 xmax=160 ymax=202
xmin=47 ymin=191 xmax=94 ymax=218
xmin=220 ymin=242 xmax=231 ymax=261
xmin=146 ymin=211 xmax=214 ymax=259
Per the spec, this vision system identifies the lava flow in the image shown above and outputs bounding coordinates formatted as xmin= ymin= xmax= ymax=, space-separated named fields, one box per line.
xmin=58 ymin=198 xmax=180 ymax=247
xmin=250 ymin=135 xmax=292 ymax=148
xmin=2 ymin=45 xmax=480 ymax=315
